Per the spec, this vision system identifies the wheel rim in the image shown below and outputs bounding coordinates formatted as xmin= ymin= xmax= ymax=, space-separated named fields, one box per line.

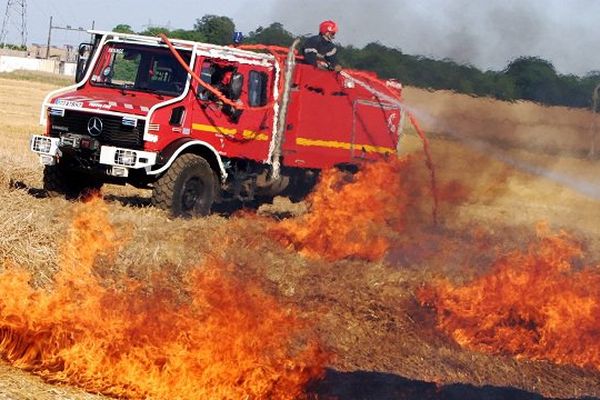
xmin=181 ymin=177 xmax=205 ymax=213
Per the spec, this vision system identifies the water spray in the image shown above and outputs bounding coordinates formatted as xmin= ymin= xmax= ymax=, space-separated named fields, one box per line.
xmin=341 ymin=70 xmax=439 ymax=224
xmin=405 ymin=104 xmax=600 ymax=201
xmin=406 ymin=112 xmax=438 ymax=223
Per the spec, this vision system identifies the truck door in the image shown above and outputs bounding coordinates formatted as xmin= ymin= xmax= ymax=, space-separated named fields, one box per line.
xmin=351 ymin=100 xmax=401 ymax=161
xmin=190 ymin=58 xmax=274 ymax=162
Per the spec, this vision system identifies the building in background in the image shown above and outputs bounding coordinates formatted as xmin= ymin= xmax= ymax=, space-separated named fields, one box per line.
xmin=0 ymin=43 xmax=76 ymax=76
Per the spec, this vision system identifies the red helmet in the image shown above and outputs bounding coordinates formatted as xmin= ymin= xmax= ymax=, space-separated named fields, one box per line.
xmin=319 ymin=20 xmax=338 ymax=35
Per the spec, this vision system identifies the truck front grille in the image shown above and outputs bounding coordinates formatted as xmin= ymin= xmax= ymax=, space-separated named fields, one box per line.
xmin=49 ymin=110 xmax=145 ymax=150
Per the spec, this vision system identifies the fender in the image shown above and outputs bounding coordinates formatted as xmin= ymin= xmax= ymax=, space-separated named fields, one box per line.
xmin=147 ymin=138 xmax=228 ymax=181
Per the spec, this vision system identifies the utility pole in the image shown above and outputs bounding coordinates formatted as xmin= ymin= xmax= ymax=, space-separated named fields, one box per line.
xmin=0 ymin=0 xmax=28 ymax=48
xmin=45 ymin=16 xmax=93 ymax=59
xmin=45 ymin=15 xmax=52 ymax=58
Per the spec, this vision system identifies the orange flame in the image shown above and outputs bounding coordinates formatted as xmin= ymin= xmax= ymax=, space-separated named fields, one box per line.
xmin=419 ymin=224 xmax=600 ymax=370
xmin=270 ymin=157 xmax=431 ymax=262
xmin=0 ymin=197 xmax=327 ymax=399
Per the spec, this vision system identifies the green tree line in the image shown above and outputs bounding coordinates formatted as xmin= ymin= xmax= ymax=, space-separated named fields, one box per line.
xmin=113 ymin=17 xmax=600 ymax=109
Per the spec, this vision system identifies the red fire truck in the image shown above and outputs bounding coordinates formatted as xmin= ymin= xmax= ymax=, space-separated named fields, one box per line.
xmin=30 ymin=31 xmax=405 ymax=217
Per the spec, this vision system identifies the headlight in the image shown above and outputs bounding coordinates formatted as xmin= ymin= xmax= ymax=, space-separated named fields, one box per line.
xmin=31 ymin=136 xmax=53 ymax=153
xmin=114 ymin=149 xmax=137 ymax=166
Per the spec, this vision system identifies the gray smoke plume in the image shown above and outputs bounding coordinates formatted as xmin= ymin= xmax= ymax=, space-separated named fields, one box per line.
xmin=253 ymin=0 xmax=597 ymax=75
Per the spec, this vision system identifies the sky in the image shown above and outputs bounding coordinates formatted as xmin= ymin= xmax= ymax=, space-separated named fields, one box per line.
xmin=3 ymin=0 xmax=598 ymax=76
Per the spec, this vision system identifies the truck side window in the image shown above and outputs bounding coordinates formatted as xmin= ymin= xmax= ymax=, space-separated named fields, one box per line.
xmin=248 ymin=70 xmax=268 ymax=107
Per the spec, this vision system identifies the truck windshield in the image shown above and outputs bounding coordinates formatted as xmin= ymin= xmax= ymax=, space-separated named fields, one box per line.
xmin=90 ymin=42 xmax=191 ymax=96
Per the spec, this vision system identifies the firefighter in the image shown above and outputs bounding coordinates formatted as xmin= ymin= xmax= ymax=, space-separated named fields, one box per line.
xmin=302 ymin=20 xmax=342 ymax=72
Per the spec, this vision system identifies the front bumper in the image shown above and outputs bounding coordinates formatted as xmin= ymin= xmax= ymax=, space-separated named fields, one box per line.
xmin=30 ymin=134 xmax=157 ymax=177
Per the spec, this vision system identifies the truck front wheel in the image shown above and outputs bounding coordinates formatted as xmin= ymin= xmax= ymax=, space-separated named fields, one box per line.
xmin=151 ymin=154 xmax=217 ymax=217
xmin=43 ymin=164 xmax=103 ymax=199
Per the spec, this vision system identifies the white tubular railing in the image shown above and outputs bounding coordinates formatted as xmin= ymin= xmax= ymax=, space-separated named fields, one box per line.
xmin=269 ymin=38 xmax=301 ymax=181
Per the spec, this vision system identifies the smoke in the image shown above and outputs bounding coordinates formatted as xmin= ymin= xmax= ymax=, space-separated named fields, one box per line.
xmin=24 ymin=0 xmax=600 ymax=74
xmin=253 ymin=0 xmax=597 ymax=75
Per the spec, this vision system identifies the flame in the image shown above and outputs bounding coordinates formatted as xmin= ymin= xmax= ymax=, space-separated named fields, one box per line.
xmin=419 ymin=224 xmax=600 ymax=370
xmin=0 ymin=196 xmax=327 ymax=399
xmin=270 ymin=157 xmax=429 ymax=262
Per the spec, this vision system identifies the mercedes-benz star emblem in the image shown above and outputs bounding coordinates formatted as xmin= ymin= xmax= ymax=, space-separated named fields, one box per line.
xmin=87 ymin=117 xmax=103 ymax=137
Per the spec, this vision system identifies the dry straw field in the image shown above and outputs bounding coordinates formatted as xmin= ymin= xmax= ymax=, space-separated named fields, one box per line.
xmin=0 ymin=73 xmax=599 ymax=399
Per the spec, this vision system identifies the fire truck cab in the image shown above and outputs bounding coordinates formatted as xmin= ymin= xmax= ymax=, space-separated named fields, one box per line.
xmin=30 ymin=31 xmax=405 ymax=216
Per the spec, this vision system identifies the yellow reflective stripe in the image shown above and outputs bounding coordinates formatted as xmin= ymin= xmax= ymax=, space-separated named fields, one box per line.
xmin=296 ymin=137 xmax=395 ymax=154
xmin=242 ymin=130 xmax=269 ymax=141
xmin=296 ymin=138 xmax=352 ymax=150
xmin=191 ymin=124 xmax=269 ymax=141
xmin=189 ymin=127 xmax=392 ymax=152
xmin=192 ymin=123 xmax=236 ymax=136
xmin=357 ymin=144 xmax=396 ymax=154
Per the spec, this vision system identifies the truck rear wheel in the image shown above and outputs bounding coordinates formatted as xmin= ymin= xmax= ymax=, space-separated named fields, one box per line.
xmin=43 ymin=164 xmax=103 ymax=199
xmin=151 ymin=154 xmax=217 ymax=217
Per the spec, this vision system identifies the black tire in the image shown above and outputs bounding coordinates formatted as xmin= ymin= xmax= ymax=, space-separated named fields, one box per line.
xmin=43 ymin=164 xmax=103 ymax=199
xmin=151 ymin=154 xmax=217 ymax=217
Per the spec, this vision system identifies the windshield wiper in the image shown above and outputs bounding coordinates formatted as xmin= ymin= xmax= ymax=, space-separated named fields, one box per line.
xmin=119 ymin=84 xmax=136 ymax=96
xmin=91 ymin=81 xmax=112 ymax=88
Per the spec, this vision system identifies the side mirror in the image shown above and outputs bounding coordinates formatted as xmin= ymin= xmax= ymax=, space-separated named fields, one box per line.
xmin=228 ymin=73 xmax=244 ymax=101
xmin=75 ymin=43 xmax=93 ymax=83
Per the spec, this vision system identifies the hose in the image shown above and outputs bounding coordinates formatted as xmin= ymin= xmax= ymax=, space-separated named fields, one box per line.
xmin=159 ymin=33 xmax=277 ymax=111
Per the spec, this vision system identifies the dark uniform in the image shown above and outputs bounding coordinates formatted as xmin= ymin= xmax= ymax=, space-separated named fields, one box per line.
xmin=302 ymin=34 xmax=338 ymax=70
